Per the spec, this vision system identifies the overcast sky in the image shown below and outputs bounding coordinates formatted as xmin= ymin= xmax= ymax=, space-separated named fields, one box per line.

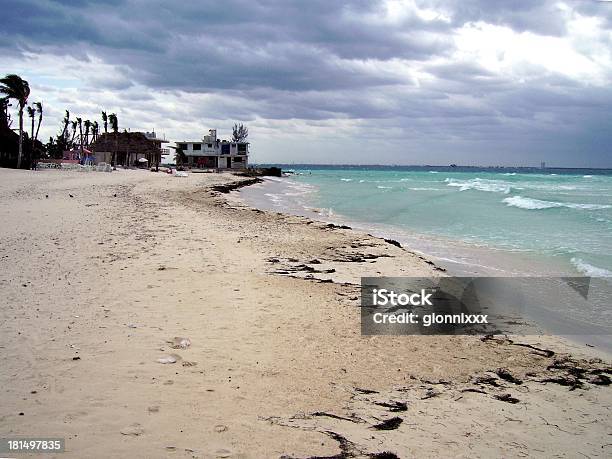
xmin=2 ymin=0 xmax=612 ymax=167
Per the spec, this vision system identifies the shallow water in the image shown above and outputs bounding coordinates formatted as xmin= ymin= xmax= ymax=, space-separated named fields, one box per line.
xmin=242 ymin=166 xmax=612 ymax=277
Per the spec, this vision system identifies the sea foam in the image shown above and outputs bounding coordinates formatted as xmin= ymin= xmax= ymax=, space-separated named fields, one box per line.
xmin=503 ymin=196 xmax=611 ymax=210
xmin=446 ymin=178 xmax=511 ymax=194
xmin=571 ymin=258 xmax=612 ymax=277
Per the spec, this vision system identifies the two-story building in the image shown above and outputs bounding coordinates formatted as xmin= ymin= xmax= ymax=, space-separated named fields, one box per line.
xmin=176 ymin=129 xmax=249 ymax=170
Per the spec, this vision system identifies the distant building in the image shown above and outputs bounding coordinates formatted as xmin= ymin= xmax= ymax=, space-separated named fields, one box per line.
xmin=176 ymin=129 xmax=249 ymax=169
xmin=90 ymin=131 xmax=168 ymax=168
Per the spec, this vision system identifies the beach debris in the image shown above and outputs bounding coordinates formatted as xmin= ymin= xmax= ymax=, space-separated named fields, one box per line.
xmin=214 ymin=424 xmax=228 ymax=433
xmin=372 ymin=400 xmax=407 ymax=412
xmin=210 ymin=178 xmax=262 ymax=193
xmin=496 ymin=368 xmax=523 ymax=385
xmin=371 ymin=417 xmax=403 ymax=430
xmin=72 ymin=356 xmax=80 ymax=361
xmin=157 ymin=354 xmax=181 ymax=364
xmin=384 ymin=238 xmax=402 ymax=248
xmin=120 ymin=423 xmax=144 ymax=436
xmin=69 ymin=194 xmax=74 ymax=198
xmin=148 ymin=405 xmax=160 ymax=413
xmin=325 ymin=223 xmax=352 ymax=230
xmin=494 ymin=393 xmax=520 ymax=404
xmin=169 ymin=337 xmax=191 ymax=349
xmin=127 ymin=323 xmax=137 ymax=328
xmin=214 ymin=448 xmax=232 ymax=458
xmin=370 ymin=453 xmax=400 ymax=459
xmin=311 ymin=411 xmax=362 ymax=423
xmin=182 ymin=361 xmax=197 ymax=367
xmin=421 ymin=388 xmax=441 ymax=399
xmin=472 ymin=375 xmax=500 ymax=387
xmin=354 ymin=387 xmax=379 ymax=394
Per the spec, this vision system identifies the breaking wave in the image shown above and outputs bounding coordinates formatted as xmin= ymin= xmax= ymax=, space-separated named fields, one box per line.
xmin=445 ymin=178 xmax=511 ymax=194
xmin=503 ymin=196 xmax=611 ymax=210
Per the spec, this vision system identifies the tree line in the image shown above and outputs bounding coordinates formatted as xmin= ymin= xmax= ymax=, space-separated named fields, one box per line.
xmin=1 ymin=73 xmax=121 ymax=168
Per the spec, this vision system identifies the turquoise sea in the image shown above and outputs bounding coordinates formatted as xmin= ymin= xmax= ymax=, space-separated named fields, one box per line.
xmin=242 ymin=166 xmax=612 ymax=277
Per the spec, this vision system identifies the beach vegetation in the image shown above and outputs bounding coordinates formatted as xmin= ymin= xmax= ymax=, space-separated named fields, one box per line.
xmin=232 ymin=123 xmax=248 ymax=142
xmin=0 ymin=74 xmax=31 ymax=168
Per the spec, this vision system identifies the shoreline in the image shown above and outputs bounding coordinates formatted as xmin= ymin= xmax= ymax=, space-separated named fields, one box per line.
xmin=1 ymin=168 xmax=610 ymax=458
xmin=238 ymin=175 xmax=599 ymax=277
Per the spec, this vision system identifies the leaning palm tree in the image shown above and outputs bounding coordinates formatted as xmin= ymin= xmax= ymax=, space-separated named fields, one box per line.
xmin=0 ymin=74 xmax=31 ymax=168
xmin=34 ymin=102 xmax=43 ymax=143
xmin=92 ymin=121 xmax=99 ymax=142
xmin=84 ymin=119 xmax=91 ymax=146
xmin=101 ymin=111 xmax=108 ymax=134
xmin=27 ymin=105 xmax=35 ymax=149
xmin=76 ymin=117 xmax=83 ymax=157
xmin=70 ymin=120 xmax=78 ymax=147
xmin=108 ymin=113 xmax=118 ymax=167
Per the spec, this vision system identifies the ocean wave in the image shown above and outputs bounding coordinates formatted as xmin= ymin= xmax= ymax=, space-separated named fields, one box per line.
xmin=445 ymin=178 xmax=511 ymax=194
xmin=503 ymin=172 xmax=516 ymax=176
xmin=583 ymin=175 xmax=593 ymax=178
xmin=409 ymin=187 xmax=441 ymax=191
xmin=340 ymin=178 xmax=353 ymax=182
xmin=503 ymin=196 xmax=611 ymax=210
xmin=377 ymin=185 xmax=392 ymax=189
xmin=428 ymin=171 xmax=439 ymax=174
xmin=571 ymin=258 xmax=612 ymax=277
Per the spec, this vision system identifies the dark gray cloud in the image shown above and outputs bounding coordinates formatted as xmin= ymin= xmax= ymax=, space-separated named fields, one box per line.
xmin=1 ymin=0 xmax=611 ymax=166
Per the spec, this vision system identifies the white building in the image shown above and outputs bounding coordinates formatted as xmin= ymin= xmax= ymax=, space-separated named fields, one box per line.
xmin=176 ymin=129 xmax=249 ymax=169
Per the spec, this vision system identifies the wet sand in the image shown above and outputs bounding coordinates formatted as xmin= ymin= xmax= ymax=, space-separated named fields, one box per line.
xmin=0 ymin=168 xmax=610 ymax=458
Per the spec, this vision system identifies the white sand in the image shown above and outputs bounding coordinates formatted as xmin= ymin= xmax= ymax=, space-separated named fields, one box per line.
xmin=0 ymin=168 xmax=610 ymax=458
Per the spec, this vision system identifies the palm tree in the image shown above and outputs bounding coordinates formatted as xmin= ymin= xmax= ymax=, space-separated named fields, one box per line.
xmin=84 ymin=120 xmax=91 ymax=146
xmin=34 ymin=102 xmax=43 ymax=144
xmin=70 ymin=120 xmax=78 ymax=147
xmin=27 ymin=105 xmax=35 ymax=149
xmin=92 ymin=121 xmax=99 ymax=143
xmin=108 ymin=113 xmax=118 ymax=167
xmin=0 ymin=74 xmax=31 ymax=168
xmin=101 ymin=111 xmax=108 ymax=134
xmin=76 ymin=117 xmax=83 ymax=158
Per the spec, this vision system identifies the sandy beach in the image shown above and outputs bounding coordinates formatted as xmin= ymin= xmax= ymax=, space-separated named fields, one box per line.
xmin=1 ymin=168 xmax=611 ymax=458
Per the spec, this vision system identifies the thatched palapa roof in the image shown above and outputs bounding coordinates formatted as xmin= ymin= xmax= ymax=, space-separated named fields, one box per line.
xmin=90 ymin=132 xmax=160 ymax=155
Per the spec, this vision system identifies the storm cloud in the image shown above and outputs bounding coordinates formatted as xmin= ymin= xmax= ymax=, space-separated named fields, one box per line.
xmin=1 ymin=0 xmax=611 ymax=166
